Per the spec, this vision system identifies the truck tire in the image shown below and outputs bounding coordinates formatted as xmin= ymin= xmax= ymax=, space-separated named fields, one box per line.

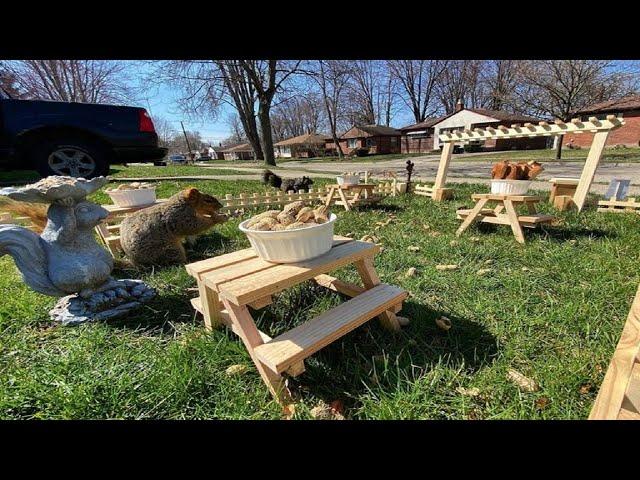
xmin=31 ymin=137 xmax=110 ymax=179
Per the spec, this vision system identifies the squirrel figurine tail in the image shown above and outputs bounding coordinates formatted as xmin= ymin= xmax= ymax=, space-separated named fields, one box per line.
xmin=0 ymin=224 xmax=64 ymax=296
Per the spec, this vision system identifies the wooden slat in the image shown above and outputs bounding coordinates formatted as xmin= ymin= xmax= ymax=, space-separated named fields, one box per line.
xmin=590 ymin=284 xmax=640 ymax=419
xmin=573 ymin=130 xmax=610 ymax=212
xmin=471 ymin=194 xmax=543 ymax=202
xmin=314 ymin=274 xmax=402 ymax=313
xmin=218 ymin=240 xmax=378 ymax=306
xmin=621 ymin=361 xmax=640 ymax=413
xmin=254 ymin=284 xmax=407 ymax=374
xmin=617 ymin=408 xmax=640 ymax=420
xmin=185 ymin=249 xmax=258 ymax=278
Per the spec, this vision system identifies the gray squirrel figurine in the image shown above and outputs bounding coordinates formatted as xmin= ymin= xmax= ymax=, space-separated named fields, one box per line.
xmin=0 ymin=176 xmax=155 ymax=324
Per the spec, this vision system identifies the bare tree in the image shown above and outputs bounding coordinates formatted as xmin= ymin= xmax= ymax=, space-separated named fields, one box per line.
xmin=152 ymin=116 xmax=177 ymax=148
xmin=0 ymin=63 xmax=21 ymax=97
xmin=436 ymin=60 xmax=487 ymax=113
xmin=4 ymin=60 xmax=133 ymax=103
xmin=225 ymin=113 xmax=246 ymax=144
xmin=388 ymin=60 xmax=448 ymax=123
xmin=307 ymin=60 xmax=350 ymax=159
xmin=513 ymin=60 xmax=633 ymax=159
xmin=481 ymin=60 xmax=519 ymax=111
xmin=237 ymin=60 xmax=303 ymax=166
xmin=271 ymin=94 xmax=325 ymax=141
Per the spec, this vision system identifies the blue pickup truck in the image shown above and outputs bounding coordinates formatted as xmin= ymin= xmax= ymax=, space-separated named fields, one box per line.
xmin=0 ymin=87 xmax=167 ymax=178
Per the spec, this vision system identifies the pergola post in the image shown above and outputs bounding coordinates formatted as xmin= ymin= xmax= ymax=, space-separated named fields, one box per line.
xmin=432 ymin=142 xmax=454 ymax=201
xmin=572 ymin=130 xmax=610 ymax=212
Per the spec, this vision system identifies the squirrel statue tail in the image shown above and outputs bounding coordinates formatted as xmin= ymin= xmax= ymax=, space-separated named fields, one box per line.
xmin=0 ymin=224 xmax=64 ymax=296
xmin=262 ymin=169 xmax=282 ymax=189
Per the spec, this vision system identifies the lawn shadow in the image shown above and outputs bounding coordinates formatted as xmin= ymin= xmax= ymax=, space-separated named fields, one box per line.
xmin=359 ymin=203 xmax=403 ymax=213
xmin=528 ymin=225 xmax=615 ymax=242
xmin=255 ymin=283 xmax=499 ymax=412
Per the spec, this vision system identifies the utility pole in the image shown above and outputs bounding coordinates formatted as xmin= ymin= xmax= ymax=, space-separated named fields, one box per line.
xmin=181 ymin=121 xmax=193 ymax=163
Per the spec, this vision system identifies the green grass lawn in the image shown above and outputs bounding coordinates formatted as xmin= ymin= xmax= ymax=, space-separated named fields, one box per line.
xmin=277 ymin=153 xmax=426 ymax=164
xmin=2 ymin=177 xmax=639 ymax=419
xmin=109 ymin=165 xmax=254 ymax=179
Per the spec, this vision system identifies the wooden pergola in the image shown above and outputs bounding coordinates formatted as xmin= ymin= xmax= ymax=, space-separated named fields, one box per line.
xmin=425 ymin=115 xmax=625 ymax=212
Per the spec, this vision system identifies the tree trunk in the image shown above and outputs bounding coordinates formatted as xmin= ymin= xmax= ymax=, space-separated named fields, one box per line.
xmin=258 ymin=101 xmax=276 ymax=166
xmin=555 ymin=134 xmax=563 ymax=160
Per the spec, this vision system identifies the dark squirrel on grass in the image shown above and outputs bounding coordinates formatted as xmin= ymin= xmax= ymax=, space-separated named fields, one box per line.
xmin=262 ymin=169 xmax=314 ymax=193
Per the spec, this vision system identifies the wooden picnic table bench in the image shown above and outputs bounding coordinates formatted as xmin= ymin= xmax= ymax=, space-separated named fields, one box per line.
xmin=185 ymin=235 xmax=407 ymax=404
xmin=324 ymin=184 xmax=382 ymax=211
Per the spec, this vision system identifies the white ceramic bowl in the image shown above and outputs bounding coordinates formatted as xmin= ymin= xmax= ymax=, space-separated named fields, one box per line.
xmin=490 ymin=180 xmax=531 ymax=195
xmin=239 ymin=213 xmax=337 ymax=263
xmin=107 ymin=187 xmax=157 ymax=208
xmin=336 ymin=175 xmax=360 ymax=186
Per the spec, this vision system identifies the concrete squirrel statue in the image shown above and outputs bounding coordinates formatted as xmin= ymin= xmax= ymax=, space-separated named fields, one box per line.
xmin=119 ymin=188 xmax=228 ymax=267
xmin=0 ymin=196 xmax=114 ymax=297
xmin=262 ymin=169 xmax=314 ymax=193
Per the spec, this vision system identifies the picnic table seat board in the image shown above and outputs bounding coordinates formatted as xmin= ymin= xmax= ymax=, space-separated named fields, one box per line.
xmin=456 ymin=194 xmax=555 ymax=244
xmin=590 ymin=283 xmax=640 ymax=420
xmin=185 ymin=235 xmax=407 ymax=404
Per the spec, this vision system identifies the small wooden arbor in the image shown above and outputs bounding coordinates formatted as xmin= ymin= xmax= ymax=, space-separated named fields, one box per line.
xmin=427 ymin=115 xmax=625 ymax=212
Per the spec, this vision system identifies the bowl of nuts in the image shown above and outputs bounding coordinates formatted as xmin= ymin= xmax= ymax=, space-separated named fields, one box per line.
xmin=106 ymin=182 xmax=156 ymax=208
xmin=239 ymin=201 xmax=336 ymax=263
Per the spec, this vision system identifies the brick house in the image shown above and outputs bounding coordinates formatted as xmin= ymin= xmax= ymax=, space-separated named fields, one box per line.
xmin=332 ymin=124 xmax=401 ymax=155
xmin=431 ymin=101 xmax=548 ymax=151
xmin=564 ymin=95 xmax=640 ymax=148
xmin=274 ymin=133 xmax=331 ymax=158
xmin=399 ymin=117 xmax=445 ymax=153
xmin=221 ymin=143 xmax=255 ymax=161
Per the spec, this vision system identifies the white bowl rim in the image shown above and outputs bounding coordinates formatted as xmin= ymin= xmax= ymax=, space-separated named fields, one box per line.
xmin=239 ymin=213 xmax=337 ymax=234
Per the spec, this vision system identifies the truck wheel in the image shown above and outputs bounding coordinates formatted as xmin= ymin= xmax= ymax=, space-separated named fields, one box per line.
xmin=32 ymin=138 xmax=110 ymax=178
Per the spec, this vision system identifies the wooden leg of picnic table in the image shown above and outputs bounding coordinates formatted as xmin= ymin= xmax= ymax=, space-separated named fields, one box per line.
xmin=198 ymin=281 xmax=223 ymax=330
xmin=324 ymin=187 xmax=335 ymax=208
xmin=337 ymin=187 xmax=352 ymax=211
xmin=456 ymin=198 xmax=489 ymax=237
xmin=354 ymin=256 xmax=401 ymax=331
xmin=503 ymin=199 xmax=526 ymax=244
xmin=223 ymin=299 xmax=293 ymax=405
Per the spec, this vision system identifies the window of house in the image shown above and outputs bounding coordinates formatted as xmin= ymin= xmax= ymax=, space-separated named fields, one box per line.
xmin=390 ymin=137 xmax=397 ymax=144
xmin=347 ymin=138 xmax=358 ymax=148
xmin=366 ymin=138 xmax=376 ymax=147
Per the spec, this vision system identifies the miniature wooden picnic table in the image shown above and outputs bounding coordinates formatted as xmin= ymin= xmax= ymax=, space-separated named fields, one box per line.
xmin=456 ymin=193 xmax=555 ymax=244
xmin=185 ymin=235 xmax=407 ymax=404
xmin=324 ymin=183 xmax=379 ymax=211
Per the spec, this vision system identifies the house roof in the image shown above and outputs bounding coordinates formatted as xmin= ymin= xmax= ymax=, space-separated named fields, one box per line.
xmin=341 ymin=124 xmax=401 ymax=139
xmin=576 ymin=95 xmax=640 ymax=115
xmin=222 ymin=143 xmax=253 ymax=153
xmin=400 ymin=116 xmax=447 ymax=131
xmin=274 ymin=133 xmax=331 ymax=147
xmin=466 ymin=108 xmax=541 ymax=124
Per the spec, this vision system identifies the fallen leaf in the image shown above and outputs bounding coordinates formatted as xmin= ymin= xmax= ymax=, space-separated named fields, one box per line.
xmin=507 ymin=369 xmax=540 ymax=392
xmin=429 ymin=231 xmax=442 ymax=237
xmin=405 ymin=267 xmax=418 ymax=278
xmin=422 ymin=224 xmax=431 ymax=231
xmin=282 ymin=403 xmax=296 ymax=420
xmin=579 ymin=384 xmax=592 ymax=395
xmin=535 ymin=397 xmax=550 ymax=410
xmin=225 ymin=364 xmax=248 ymax=376
xmin=521 ymin=267 xmax=531 ymax=272
xmin=360 ymin=235 xmax=378 ymax=243
xmin=449 ymin=240 xmax=459 ymax=247
xmin=330 ymin=400 xmax=345 ymax=416
xmin=470 ymin=236 xmax=481 ymax=242
xmin=435 ymin=316 xmax=452 ymax=331
xmin=476 ymin=268 xmax=492 ymax=276
xmin=484 ymin=259 xmax=495 ymax=265
xmin=436 ymin=264 xmax=458 ymax=271
xmin=396 ymin=316 xmax=410 ymax=327
xmin=456 ymin=386 xmax=480 ymax=397
xmin=407 ymin=246 xmax=421 ymax=252
xmin=310 ymin=402 xmax=344 ymax=420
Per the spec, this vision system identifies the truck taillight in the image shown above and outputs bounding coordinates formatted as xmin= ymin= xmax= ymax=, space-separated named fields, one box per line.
xmin=138 ymin=109 xmax=156 ymax=133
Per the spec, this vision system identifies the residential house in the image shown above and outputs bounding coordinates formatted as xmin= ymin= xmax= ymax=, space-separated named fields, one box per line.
xmin=274 ymin=133 xmax=331 ymax=158
xmin=431 ymin=101 xmax=547 ymax=151
xmin=221 ymin=143 xmax=256 ymax=161
xmin=333 ymin=124 xmax=401 ymax=155
xmin=564 ymin=95 xmax=640 ymax=148
xmin=399 ymin=117 xmax=445 ymax=153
